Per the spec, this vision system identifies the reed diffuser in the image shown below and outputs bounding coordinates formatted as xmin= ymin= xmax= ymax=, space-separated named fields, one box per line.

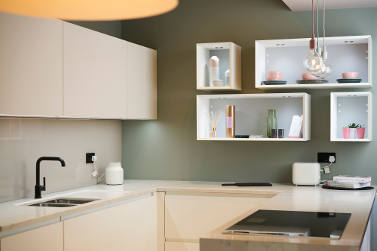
xmin=209 ymin=109 xmax=220 ymax=137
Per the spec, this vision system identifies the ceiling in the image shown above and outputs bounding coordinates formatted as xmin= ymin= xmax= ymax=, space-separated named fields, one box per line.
xmin=282 ymin=0 xmax=377 ymax=11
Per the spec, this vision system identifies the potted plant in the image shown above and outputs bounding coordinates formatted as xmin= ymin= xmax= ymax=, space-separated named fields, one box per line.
xmin=343 ymin=123 xmax=365 ymax=139
xmin=357 ymin=125 xmax=366 ymax=139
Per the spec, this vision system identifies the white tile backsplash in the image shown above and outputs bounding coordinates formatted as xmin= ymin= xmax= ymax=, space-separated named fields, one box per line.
xmin=0 ymin=118 xmax=122 ymax=202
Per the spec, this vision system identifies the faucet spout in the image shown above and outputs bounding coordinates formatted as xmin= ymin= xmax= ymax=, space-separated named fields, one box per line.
xmin=35 ymin=156 xmax=66 ymax=199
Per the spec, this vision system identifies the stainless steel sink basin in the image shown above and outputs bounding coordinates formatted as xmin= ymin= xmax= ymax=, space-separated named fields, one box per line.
xmin=29 ymin=198 xmax=98 ymax=207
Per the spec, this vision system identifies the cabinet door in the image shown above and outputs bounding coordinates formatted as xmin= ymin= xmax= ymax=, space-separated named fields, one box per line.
xmin=361 ymin=219 xmax=371 ymax=251
xmin=1 ymin=222 xmax=63 ymax=251
xmin=165 ymin=241 xmax=199 ymax=251
xmin=126 ymin=42 xmax=157 ymax=119
xmin=64 ymin=194 xmax=162 ymax=251
xmin=0 ymin=13 xmax=63 ymax=117
xmin=165 ymin=193 xmax=268 ymax=241
xmin=63 ymin=22 xmax=127 ymax=119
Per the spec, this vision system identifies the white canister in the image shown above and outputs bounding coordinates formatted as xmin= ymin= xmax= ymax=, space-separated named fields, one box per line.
xmin=209 ymin=56 xmax=220 ymax=86
xmin=105 ymin=162 xmax=124 ymax=185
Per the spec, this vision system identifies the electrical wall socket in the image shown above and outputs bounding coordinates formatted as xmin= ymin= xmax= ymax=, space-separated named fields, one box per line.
xmin=317 ymin=152 xmax=336 ymax=163
xmin=86 ymin=153 xmax=96 ymax=164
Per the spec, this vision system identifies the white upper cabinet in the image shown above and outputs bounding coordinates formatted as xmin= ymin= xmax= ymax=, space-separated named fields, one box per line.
xmin=63 ymin=22 xmax=128 ymax=119
xmin=0 ymin=13 xmax=157 ymax=119
xmin=126 ymin=42 xmax=157 ymax=119
xmin=0 ymin=12 xmax=63 ymax=117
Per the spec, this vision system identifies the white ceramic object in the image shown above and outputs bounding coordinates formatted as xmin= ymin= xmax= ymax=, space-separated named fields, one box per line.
xmin=105 ymin=162 xmax=124 ymax=185
xmin=209 ymin=56 xmax=220 ymax=86
xmin=292 ymin=162 xmax=320 ymax=186
xmin=225 ymin=69 xmax=230 ymax=86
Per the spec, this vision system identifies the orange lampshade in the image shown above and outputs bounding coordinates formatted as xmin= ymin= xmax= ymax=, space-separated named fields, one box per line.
xmin=0 ymin=0 xmax=179 ymax=21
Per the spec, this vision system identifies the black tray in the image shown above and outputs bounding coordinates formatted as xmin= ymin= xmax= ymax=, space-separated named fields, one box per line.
xmin=322 ymin=185 xmax=374 ymax=190
xmin=262 ymin=81 xmax=287 ymax=85
xmin=336 ymin=78 xmax=362 ymax=83
xmin=297 ymin=79 xmax=328 ymax=84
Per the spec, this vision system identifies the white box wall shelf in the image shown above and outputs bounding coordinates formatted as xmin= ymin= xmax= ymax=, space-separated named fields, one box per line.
xmin=330 ymin=92 xmax=372 ymax=142
xmin=197 ymin=93 xmax=311 ymax=141
xmin=197 ymin=42 xmax=241 ymax=91
xmin=255 ymin=36 xmax=372 ymax=89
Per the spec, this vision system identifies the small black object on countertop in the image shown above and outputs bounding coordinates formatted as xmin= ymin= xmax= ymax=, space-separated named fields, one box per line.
xmin=321 ymin=185 xmax=374 ymax=190
xmin=221 ymin=182 xmax=272 ymax=187
xmin=235 ymin=135 xmax=249 ymax=138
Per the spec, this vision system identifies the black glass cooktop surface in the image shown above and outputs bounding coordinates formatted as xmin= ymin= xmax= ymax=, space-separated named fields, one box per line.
xmin=224 ymin=210 xmax=351 ymax=239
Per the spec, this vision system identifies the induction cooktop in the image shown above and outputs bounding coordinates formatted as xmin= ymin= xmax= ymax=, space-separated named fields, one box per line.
xmin=224 ymin=210 xmax=351 ymax=239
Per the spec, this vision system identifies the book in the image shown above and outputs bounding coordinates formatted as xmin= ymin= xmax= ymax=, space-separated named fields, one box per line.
xmin=288 ymin=115 xmax=303 ymax=138
xmin=325 ymin=180 xmax=371 ymax=189
xmin=333 ymin=175 xmax=371 ymax=184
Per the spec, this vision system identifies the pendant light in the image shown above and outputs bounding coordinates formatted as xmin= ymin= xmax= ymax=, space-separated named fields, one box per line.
xmin=319 ymin=0 xmax=331 ymax=77
xmin=303 ymin=0 xmax=323 ymax=75
xmin=0 ymin=0 xmax=179 ymax=21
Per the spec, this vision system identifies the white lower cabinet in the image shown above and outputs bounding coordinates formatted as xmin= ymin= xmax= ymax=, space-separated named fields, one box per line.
xmin=165 ymin=241 xmax=200 ymax=251
xmin=63 ymin=193 xmax=163 ymax=251
xmin=165 ymin=193 xmax=270 ymax=248
xmin=360 ymin=219 xmax=371 ymax=251
xmin=0 ymin=222 xmax=63 ymax=251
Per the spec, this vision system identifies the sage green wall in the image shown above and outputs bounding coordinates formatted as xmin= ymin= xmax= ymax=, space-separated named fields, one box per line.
xmin=121 ymin=0 xmax=377 ymax=182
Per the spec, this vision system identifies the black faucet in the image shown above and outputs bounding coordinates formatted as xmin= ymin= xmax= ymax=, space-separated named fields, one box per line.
xmin=35 ymin=157 xmax=66 ymax=199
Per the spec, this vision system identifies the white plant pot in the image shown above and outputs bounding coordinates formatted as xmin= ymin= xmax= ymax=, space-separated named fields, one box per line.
xmin=349 ymin=128 xmax=358 ymax=139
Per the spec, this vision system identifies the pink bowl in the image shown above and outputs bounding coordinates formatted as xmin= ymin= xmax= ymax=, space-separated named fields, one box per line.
xmin=302 ymin=73 xmax=317 ymax=80
xmin=267 ymin=71 xmax=283 ymax=81
xmin=342 ymin=72 xmax=359 ymax=79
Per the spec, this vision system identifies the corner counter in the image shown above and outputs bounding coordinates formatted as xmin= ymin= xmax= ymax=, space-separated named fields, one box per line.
xmin=0 ymin=180 xmax=375 ymax=251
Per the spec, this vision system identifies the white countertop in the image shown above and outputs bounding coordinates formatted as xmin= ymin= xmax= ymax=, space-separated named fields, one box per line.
xmin=0 ymin=180 xmax=375 ymax=249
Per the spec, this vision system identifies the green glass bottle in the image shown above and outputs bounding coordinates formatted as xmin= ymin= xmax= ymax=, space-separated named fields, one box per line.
xmin=267 ymin=109 xmax=277 ymax=138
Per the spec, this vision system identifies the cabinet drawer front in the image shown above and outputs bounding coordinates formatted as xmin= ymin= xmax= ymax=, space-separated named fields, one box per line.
xmin=165 ymin=194 xmax=266 ymax=241
xmin=165 ymin=241 xmax=199 ymax=251
xmin=64 ymin=195 xmax=158 ymax=251
xmin=1 ymin=222 xmax=63 ymax=251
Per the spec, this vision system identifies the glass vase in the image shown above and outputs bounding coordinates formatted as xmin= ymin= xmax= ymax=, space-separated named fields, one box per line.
xmin=267 ymin=109 xmax=277 ymax=138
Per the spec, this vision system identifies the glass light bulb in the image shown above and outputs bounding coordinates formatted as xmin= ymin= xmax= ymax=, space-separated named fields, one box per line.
xmin=303 ymin=49 xmax=323 ymax=74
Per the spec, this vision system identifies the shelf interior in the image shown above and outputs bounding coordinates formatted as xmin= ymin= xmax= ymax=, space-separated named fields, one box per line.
xmin=197 ymin=45 xmax=231 ymax=88
xmin=257 ymin=43 xmax=369 ymax=87
xmin=332 ymin=95 xmax=369 ymax=140
xmin=198 ymin=96 xmax=304 ymax=140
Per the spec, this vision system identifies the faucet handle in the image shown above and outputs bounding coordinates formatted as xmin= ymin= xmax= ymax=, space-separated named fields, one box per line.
xmin=42 ymin=177 xmax=46 ymax=191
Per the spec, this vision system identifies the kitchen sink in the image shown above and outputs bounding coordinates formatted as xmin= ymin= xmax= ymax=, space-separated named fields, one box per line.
xmin=29 ymin=198 xmax=98 ymax=207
